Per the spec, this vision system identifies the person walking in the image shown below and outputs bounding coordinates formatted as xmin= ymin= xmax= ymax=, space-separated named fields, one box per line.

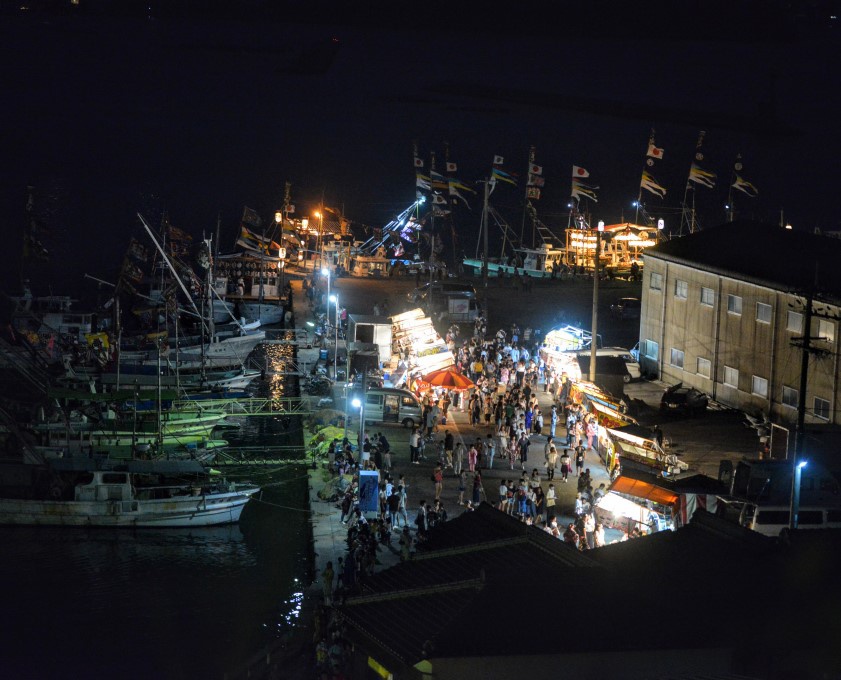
xmin=574 ymin=440 xmax=586 ymax=477
xmin=457 ymin=470 xmax=467 ymax=505
xmin=546 ymin=443 xmax=558 ymax=481
xmin=545 ymin=483 xmax=556 ymax=524
xmin=533 ymin=485 xmax=544 ymax=524
xmin=384 ymin=485 xmax=399 ymax=527
xmin=443 ymin=430 xmax=454 ymax=469
xmin=560 ymin=449 xmax=572 ymax=483
xmin=498 ymin=479 xmax=509 ymax=511
xmin=467 ymin=443 xmax=478 ymax=472
xmin=453 ymin=441 xmax=465 ymax=476
xmin=593 ymin=522 xmax=606 ymax=548
xmin=534 ymin=409 xmax=543 ymax=436
xmin=484 ymin=433 xmax=496 ymax=469
xmin=472 ymin=471 xmax=483 ymax=506
xmin=409 ymin=427 xmax=420 ymax=464
xmin=507 ymin=437 xmax=518 ymax=471
xmin=518 ymin=433 xmax=531 ymax=471
xmin=585 ymin=418 xmax=597 ymax=450
xmin=584 ymin=512 xmax=596 ymax=550
xmin=321 ymin=561 xmax=334 ymax=606
xmin=432 ymin=465 xmax=444 ymax=502
xmin=397 ymin=484 xmax=409 ymax=529
xmin=550 ymin=405 xmax=558 ymax=439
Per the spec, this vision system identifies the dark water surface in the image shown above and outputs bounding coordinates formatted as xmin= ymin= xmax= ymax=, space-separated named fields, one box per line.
xmin=0 ymin=342 xmax=311 ymax=680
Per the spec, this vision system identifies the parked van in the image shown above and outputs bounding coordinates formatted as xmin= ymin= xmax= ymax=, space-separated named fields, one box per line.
xmin=354 ymin=388 xmax=423 ymax=428
xmin=571 ymin=347 xmax=641 ymax=382
xmin=739 ymin=503 xmax=841 ymax=536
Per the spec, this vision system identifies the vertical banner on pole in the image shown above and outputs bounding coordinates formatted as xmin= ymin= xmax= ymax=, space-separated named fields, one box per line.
xmin=358 ymin=471 xmax=379 ymax=513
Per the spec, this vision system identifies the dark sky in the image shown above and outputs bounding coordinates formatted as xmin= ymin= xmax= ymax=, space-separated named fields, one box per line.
xmin=2 ymin=1 xmax=840 ymax=297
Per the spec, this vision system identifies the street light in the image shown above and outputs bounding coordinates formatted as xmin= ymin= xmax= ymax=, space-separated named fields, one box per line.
xmin=351 ymin=397 xmax=362 ymax=449
xmin=789 ymin=459 xmax=808 ymax=529
xmin=329 ymin=293 xmax=339 ymax=381
xmin=314 ymin=211 xmax=324 ymax=269
xmin=275 ymin=211 xmax=287 ymax=311
xmin=322 ymin=267 xmax=330 ymax=319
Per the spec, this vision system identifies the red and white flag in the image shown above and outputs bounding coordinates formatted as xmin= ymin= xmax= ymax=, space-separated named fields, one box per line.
xmin=647 ymin=144 xmax=664 ymax=160
xmin=529 ymin=163 xmax=543 ymax=175
xmin=572 ymin=165 xmax=590 ymax=178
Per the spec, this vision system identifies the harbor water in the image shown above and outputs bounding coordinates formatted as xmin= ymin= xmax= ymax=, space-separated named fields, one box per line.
xmin=0 ymin=340 xmax=312 ymax=680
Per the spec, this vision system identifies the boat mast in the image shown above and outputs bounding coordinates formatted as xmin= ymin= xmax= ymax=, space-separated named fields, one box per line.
xmin=519 ymin=146 xmax=536 ymax=249
xmin=138 ymin=214 xmax=208 ymax=335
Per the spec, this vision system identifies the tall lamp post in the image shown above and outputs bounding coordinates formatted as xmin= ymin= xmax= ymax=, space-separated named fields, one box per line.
xmin=329 ymin=293 xmax=339 ymax=381
xmin=789 ymin=460 xmax=808 ymax=529
xmin=322 ymin=267 xmax=330 ymax=318
xmin=275 ymin=211 xmax=287 ymax=309
xmin=351 ymin=397 xmax=362 ymax=448
xmin=314 ymin=211 xmax=324 ymax=270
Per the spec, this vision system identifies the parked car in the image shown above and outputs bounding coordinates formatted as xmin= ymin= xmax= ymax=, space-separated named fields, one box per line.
xmin=610 ymin=297 xmax=641 ymax=319
xmin=660 ymin=383 xmax=709 ymax=414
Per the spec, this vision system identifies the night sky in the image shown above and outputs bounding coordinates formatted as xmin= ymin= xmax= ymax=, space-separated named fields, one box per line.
xmin=2 ymin=1 xmax=839 ymax=298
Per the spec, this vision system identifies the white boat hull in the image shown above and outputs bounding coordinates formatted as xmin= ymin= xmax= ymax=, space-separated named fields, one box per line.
xmin=463 ymin=258 xmax=551 ymax=278
xmin=236 ymin=303 xmax=284 ymax=326
xmin=0 ymin=488 xmax=259 ymax=527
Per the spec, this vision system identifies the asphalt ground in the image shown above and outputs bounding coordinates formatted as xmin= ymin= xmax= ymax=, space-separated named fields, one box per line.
xmin=273 ymin=274 xmax=761 ymax=680
xmin=295 ymin=273 xmax=762 ymax=574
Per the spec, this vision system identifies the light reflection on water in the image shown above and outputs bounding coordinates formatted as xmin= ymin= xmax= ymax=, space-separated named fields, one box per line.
xmin=1 ymin=339 xmax=311 ymax=680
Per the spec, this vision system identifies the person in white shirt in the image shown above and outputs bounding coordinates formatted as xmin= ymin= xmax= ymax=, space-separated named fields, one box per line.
xmin=409 ymin=427 xmax=421 ymax=464
xmin=545 ymin=483 xmax=557 ymax=523
xmin=584 ymin=512 xmax=596 ymax=549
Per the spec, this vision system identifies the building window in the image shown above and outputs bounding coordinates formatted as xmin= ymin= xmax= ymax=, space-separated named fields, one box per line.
xmin=644 ymin=339 xmax=659 ymax=360
xmin=674 ymin=279 xmax=688 ymax=300
xmin=751 ymin=375 xmax=768 ymax=398
xmin=814 ymin=397 xmax=830 ymax=420
xmin=723 ymin=365 xmax=739 ymax=388
xmin=697 ymin=357 xmax=711 ymax=378
xmin=818 ymin=319 xmax=835 ymax=344
xmin=782 ymin=385 xmax=798 ymax=409
xmin=670 ymin=348 xmax=685 ymax=369
xmin=787 ymin=311 xmax=803 ymax=333
xmin=650 ymin=272 xmax=663 ymax=291
xmin=727 ymin=294 xmax=742 ymax=315
xmin=700 ymin=287 xmax=714 ymax=307
xmin=756 ymin=302 xmax=772 ymax=324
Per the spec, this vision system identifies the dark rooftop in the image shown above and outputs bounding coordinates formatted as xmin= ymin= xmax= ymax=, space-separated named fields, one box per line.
xmin=337 ymin=506 xmax=841 ymax=675
xmin=646 ymin=221 xmax=841 ymax=301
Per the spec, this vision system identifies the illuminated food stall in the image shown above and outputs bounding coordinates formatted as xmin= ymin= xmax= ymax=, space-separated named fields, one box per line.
xmin=602 ymin=423 xmax=688 ymax=478
xmin=388 ymin=308 xmax=454 ymax=387
xmin=595 ymin=472 xmax=679 ymax=534
xmin=540 ymin=325 xmax=595 ymax=369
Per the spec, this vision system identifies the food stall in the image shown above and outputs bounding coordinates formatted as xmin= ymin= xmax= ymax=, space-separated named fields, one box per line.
xmin=540 ymin=325 xmax=596 ymax=366
xmin=388 ymin=308 xmax=454 ymax=388
xmin=602 ymin=423 xmax=688 ymax=479
xmin=595 ymin=471 xmax=679 ymax=534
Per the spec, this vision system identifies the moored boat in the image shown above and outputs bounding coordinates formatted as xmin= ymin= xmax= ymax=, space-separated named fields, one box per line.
xmin=0 ymin=458 xmax=260 ymax=527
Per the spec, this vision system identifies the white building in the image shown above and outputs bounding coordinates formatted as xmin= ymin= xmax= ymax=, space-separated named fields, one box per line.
xmin=640 ymin=221 xmax=841 ymax=459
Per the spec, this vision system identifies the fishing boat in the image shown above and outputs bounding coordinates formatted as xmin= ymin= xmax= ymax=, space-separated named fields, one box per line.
xmin=0 ymin=457 xmax=260 ymax=527
xmin=31 ymin=408 xmax=231 ymax=454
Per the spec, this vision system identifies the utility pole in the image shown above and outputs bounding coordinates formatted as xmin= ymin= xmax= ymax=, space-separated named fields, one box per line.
xmin=589 ymin=221 xmax=604 ymax=383
xmin=788 ymin=265 xmax=829 ymax=530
